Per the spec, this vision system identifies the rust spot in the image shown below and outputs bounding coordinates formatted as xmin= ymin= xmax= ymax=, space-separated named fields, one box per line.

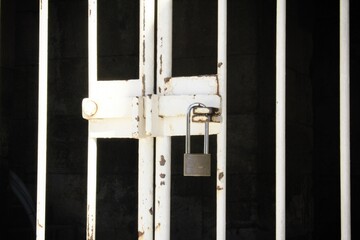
xmin=218 ymin=172 xmax=224 ymax=181
xmin=142 ymin=74 xmax=145 ymax=96
xmin=160 ymin=181 xmax=165 ymax=186
xmin=138 ymin=231 xmax=144 ymax=238
xmin=87 ymin=212 xmax=95 ymax=240
xmin=217 ymin=62 xmax=223 ymax=68
xmin=37 ymin=220 xmax=43 ymax=228
xmin=149 ymin=207 xmax=153 ymax=215
xmin=160 ymin=155 xmax=166 ymax=166
xmin=164 ymin=77 xmax=171 ymax=83
xmin=142 ymin=39 xmax=146 ymax=63
xmin=159 ymin=54 xmax=163 ymax=75
xmin=217 ymin=186 xmax=224 ymax=191
xmin=142 ymin=3 xmax=146 ymax=30
xmin=160 ymin=173 xmax=166 ymax=178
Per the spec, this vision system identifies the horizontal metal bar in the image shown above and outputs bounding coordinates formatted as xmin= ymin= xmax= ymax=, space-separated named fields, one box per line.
xmin=88 ymin=97 xmax=145 ymax=138
xmin=82 ymin=97 xmax=136 ymax=119
xmin=163 ymin=75 xmax=218 ymax=95
xmin=158 ymin=95 xmax=221 ymax=117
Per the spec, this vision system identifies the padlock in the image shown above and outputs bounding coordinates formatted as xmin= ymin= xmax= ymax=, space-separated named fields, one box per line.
xmin=184 ymin=103 xmax=211 ymax=177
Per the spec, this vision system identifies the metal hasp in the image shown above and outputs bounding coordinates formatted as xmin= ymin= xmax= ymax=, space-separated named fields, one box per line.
xmin=184 ymin=103 xmax=211 ymax=177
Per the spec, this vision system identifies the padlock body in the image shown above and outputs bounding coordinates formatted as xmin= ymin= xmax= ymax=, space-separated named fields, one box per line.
xmin=184 ymin=153 xmax=211 ymax=176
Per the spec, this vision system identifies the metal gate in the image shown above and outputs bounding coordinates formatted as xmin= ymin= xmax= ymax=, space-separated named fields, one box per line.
xmin=35 ymin=0 xmax=352 ymax=240
xmin=83 ymin=1 xmax=227 ymax=239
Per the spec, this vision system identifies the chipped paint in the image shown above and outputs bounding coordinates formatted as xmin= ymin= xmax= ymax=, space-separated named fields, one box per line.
xmin=142 ymin=39 xmax=146 ymax=64
xmin=160 ymin=181 xmax=165 ymax=186
xmin=142 ymin=74 xmax=146 ymax=96
xmin=160 ymin=155 xmax=166 ymax=166
xmin=87 ymin=211 xmax=95 ymax=240
xmin=160 ymin=173 xmax=166 ymax=178
xmin=142 ymin=0 xmax=146 ymax=31
xmin=135 ymin=116 xmax=140 ymax=122
xmin=217 ymin=186 xmax=224 ymax=191
xmin=159 ymin=54 xmax=163 ymax=75
xmin=149 ymin=207 xmax=153 ymax=215
xmin=217 ymin=62 xmax=223 ymax=68
xmin=155 ymin=223 xmax=161 ymax=231
xmin=138 ymin=231 xmax=145 ymax=238
xmin=218 ymin=172 xmax=224 ymax=181
xmin=37 ymin=220 xmax=43 ymax=228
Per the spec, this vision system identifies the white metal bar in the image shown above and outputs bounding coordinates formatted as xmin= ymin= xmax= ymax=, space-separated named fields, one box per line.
xmin=140 ymin=0 xmax=155 ymax=95
xmin=156 ymin=0 xmax=172 ymax=239
xmin=276 ymin=0 xmax=286 ymax=239
xmin=89 ymin=0 xmax=97 ymax=96
xmin=156 ymin=0 xmax=172 ymax=94
xmin=138 ymin=138 xmax=154 ymax=240
xmin=86 ymin=137 xmax=97 ymax=240
xmin=138 ymin=0 xmax=155 ymax=239
xmin=340 ymin=0 xmax=351 ymax=239
xmin=217 ymin=0 xmax=227 ymax=239
xmin=36 ymin=0 xmax=48 ymax=239
xmin=163 ymin=75 xmax=218 ymax=95
xmin=87 ymin=1 xmax=98 ymax=240
xmin=158 ymin=95 xmax=221 ymax=117
xmin=155 ymin=138 xmax=171 ymax=239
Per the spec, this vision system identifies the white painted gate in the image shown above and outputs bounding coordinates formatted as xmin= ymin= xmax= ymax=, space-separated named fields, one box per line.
xmin=35 ymin=0 xmax=352 ymax=240
xmin=83 ymin=1 xmax=226 ymax=240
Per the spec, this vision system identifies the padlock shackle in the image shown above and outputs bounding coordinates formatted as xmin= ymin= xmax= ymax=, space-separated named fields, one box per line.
xmin=186 ymin=102 xmax=209 ymax=154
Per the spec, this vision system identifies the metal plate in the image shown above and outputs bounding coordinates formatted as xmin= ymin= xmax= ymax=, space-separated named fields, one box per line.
xmin=184 ymin=153 xmax=211 ymax=177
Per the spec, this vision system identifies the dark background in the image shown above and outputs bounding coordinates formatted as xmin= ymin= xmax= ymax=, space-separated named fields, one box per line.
xmin=0 ymin=0 xmax=359 ymax=239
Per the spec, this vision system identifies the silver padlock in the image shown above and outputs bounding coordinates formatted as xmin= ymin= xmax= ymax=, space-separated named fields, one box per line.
xmin=184 ymin=103 xmax=211 ymax=177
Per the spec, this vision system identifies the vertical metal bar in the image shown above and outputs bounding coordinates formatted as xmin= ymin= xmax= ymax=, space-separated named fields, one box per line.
xmin=155 ymin=138 xmax=171 ymax=239
xmin=138 ymin=0 xmax=155 ymax=239
xmin=340 ymin=0 xmax=351 ymax=239
xmin=217 ymin=0 xmax=227 ymax=239
xmin=87 ymin=137 xmax=97 ymax=240
xmin=276 ymin=0 xmax=286 ymax=239
xmin=88 ymin=0 xmax=97 ymax=95
xmin=156 ymin=0 xmax=172 ymax=239
xmin=36 ymin=0 xmax=48 ymax=239
xmin=0 ymin=0 xmax=2 ymax=68
xmin=87 ymin=1 xmax=98 ymax=240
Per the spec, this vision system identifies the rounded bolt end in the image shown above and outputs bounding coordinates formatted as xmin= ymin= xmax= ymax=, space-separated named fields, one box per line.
xmin=82 ymin=98 xmax=98 ymax=119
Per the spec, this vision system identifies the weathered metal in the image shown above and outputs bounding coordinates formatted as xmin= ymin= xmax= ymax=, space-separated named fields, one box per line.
xmin=276 ymin=0 xmax=286 ymax=239
xmin=36 ymin=0 xmax=48 ymax=239
xmin=340 ymin=0 xmax=351 ymax=239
